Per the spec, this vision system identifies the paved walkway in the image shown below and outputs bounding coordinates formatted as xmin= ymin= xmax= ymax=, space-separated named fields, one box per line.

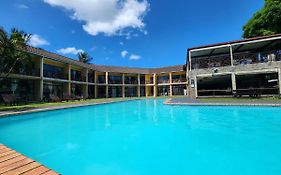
xmin=0 ymin=144 xmax=59 ymax=175
xmin=165 ymin=98 xmax=281 ymax=107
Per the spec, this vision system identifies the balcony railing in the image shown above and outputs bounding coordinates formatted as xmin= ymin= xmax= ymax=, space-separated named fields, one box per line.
xmin=191 ymin=50 xmax=281 ymax=70
xmin=233 ymin=50 xmax=281 ymax=65
xmin=71 ymin=76 xmax=86 ymax=82
xmin=157 ymin=79 xmax=170 ymax=84
xmin=88 ymin=74 xmax=94 ymax=83
xmin=146 ymin=80 xmax=154 ymax=84
xmin=97 ymin=76 xmax=106 ymax=84
xmin=10 ymin=68 xmax=40 ymax=77
xmin=109 ymin=80 xmax=122 ymax=84
xmin=43 ymin=71 xmax=68 ymax=80
xmin=191 ymin=54 xmax=231 ymax=69
xmin=125 ymin=77 xmax=138 ymax=84
xmin=172 ymin=78 xmax=187 ymax=83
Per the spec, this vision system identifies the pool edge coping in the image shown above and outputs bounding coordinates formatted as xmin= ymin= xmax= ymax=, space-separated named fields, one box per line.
xmin=0 ymin=99 xmax=140 ymax=118
xmin=164 ymin=98 xmax=281 ymax=107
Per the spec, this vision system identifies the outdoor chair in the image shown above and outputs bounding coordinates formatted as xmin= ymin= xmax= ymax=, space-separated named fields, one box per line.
xmin=62 ymin=93 xmax=73 ymax=102
xmin=1 ymin=94 xmax=17 ymax=106
xmin=49 ymin=94 xmax=61 ymax=102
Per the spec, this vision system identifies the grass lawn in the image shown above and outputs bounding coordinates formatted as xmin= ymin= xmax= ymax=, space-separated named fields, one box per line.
xmin=198 ymin=97 xmax=281 ymax=103
xmin=0 ymin=96 xmax=186 ymax=112
xmin=0 ymin=98 xmax=135 ymax=112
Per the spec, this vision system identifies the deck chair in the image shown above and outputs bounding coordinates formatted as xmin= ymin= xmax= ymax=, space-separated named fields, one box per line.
xmin=49 ymin=94 xmax=61 ymax=102
xmin=1 ymin=94 xmax=17 ymax=106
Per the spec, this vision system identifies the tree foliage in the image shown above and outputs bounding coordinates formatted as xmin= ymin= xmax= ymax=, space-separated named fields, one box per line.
xmin=78 ymin=52 xmax=93 ymax=63
xmin=243 ymin=0 xmax=281 ymax=38
xmin=0 ymin=27 xmax=32 ymax=77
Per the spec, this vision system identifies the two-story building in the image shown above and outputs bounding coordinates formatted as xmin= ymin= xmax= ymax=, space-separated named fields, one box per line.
xmin=187 ymin=34 xmax=281 ymax=98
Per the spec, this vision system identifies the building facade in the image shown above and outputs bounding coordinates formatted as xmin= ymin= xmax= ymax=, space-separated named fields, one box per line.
xmin=187 ymin=34 xmax=281 ymax=98
xmin=1 ymin=34 xmax=281 ymax=102
xmin=0 ymin=47 xmax=188 ymax=102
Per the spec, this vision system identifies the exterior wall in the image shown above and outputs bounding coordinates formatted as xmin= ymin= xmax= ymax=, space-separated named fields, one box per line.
xmin=189 ymin=62 xmax=281 ymax=98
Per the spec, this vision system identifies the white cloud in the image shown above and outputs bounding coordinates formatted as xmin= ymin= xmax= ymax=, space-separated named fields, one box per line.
xmin=29 ymin=34 xmax=50 ymax=47
xmin=43 ymin=0 xmax=149 ymax=36
xmin=129 ymin=54 xmax=141 ymax=60
xmin=15 ymin=4 xmax=29 ymax=9
xmin=57 ymin=47 xmax=84 ymax=55
xmin=121 ymin=50 xmax=129 ymax=58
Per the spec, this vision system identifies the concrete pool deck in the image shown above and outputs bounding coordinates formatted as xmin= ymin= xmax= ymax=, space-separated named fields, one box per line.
xmin=164 ymin=98 xmax=281 ymax=107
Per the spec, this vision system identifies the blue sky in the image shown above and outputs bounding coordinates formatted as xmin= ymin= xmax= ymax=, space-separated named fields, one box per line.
xmin=0 ymin=0 xmax=264 ymax=68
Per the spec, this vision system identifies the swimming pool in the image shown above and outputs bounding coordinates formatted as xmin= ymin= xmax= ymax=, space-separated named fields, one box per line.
xmin=0 ymin=99 xmax=281 ymax=175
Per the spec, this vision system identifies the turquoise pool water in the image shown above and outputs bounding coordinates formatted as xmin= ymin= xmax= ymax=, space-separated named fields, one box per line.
xmin=0 ymin=99 xmax=281 ymax=175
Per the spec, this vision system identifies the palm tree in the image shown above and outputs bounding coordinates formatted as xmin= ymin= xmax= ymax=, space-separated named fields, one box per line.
xmin=0 ymin=27 xmax=32 ymax=77
xmin=78 ymin=52 xmax=93 ymax=64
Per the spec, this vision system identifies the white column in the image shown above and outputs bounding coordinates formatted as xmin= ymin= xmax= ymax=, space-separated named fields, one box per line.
xmin=153 ymin=74 xmax=157 ymax=97
xmin=105 ymin=72 xmax=108 ymax=98
xmin=189 ymin=51 xmax=192 ymax=71
xmin=230 ymin=45 xmax=234 ymax=66
xmin=231 ymin=73 xmax=236 ymax=91
xmin=194 ymin=76 xmax=198 ymax=98
xmin=278 ymin=68 xmax=281 ymax=94
xmin=169 ymin=72 xmax=173 ymax=96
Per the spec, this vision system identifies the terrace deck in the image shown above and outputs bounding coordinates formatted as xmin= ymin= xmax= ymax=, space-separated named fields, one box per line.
xmin=0 ymin=144 xmax=59 ymax=175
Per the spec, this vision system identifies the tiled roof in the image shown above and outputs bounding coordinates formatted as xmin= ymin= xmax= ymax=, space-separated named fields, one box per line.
xmin=26 ymin=46 xmax=185 ymax=74
xmin=188 ymin=33 xmax=281 ymax=51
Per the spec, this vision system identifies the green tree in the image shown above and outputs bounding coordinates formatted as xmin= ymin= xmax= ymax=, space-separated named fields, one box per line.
xmin=0 ymin=27 xmax=32 ymax=77
xmin=243 ymin=0 xmax=281 ymax=38
xmin=78 ymin=52 xmax=93 ymax=63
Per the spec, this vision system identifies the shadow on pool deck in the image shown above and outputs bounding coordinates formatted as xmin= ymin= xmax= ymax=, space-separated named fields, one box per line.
xmin=165 ymin=97 xmax=281 ymax=107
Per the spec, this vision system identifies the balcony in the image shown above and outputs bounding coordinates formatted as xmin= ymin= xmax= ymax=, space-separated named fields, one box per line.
xmin=71 ymin=76 xmax=86 ymax=82
xmin=233 ymin=50 xmax=281 ymax=65
xmin=172 ymin=78 xmax=187 ymax=83
xmin=125 ymin=77 xmax=138 ymax=84
xmin=157 ymin=76 xmax=170 ymax=84
xmin=43 ymin=71 xmax=68 ymax=80
xmin=146 ymin=80 xmax=154 ymax=84
xmin=97 ymin=76 xmax=106 ymax=84
xmin=9 ymin=68 xmax=40 ymax=77
xmin=191 ymin=54 xmax=231 ymax=69
xmin=88 ymin=74 xmax=94 ymax=83
xmin=108 ymin=76 xmax=122 ymax=84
